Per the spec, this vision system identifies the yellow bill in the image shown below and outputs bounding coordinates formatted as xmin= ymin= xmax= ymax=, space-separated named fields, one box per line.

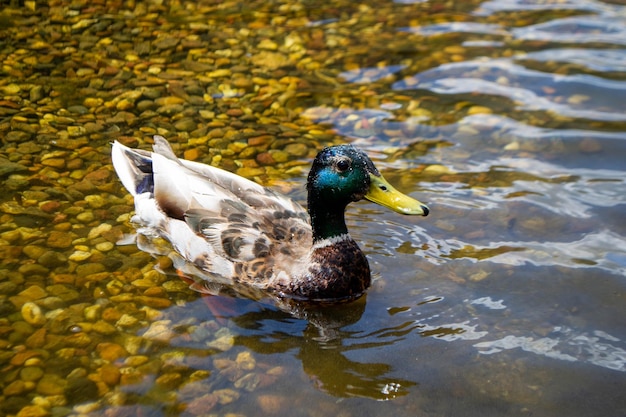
xmin=365 ymin=173 xmax=429 ymax=216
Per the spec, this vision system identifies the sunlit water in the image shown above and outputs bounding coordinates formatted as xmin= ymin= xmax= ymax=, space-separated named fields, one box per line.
xmin=1 ymin=0 xmax=626 ymax=416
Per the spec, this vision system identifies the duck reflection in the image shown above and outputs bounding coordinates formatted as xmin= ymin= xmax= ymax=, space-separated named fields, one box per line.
xmin=144 ymin=293 xmax=416 ymax=401
xmin=232 ymin=297 xmax=416 ymax=400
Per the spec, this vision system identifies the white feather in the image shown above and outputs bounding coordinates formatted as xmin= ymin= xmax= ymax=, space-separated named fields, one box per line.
xmin=111 ymin=141 xmax=142 ymax=196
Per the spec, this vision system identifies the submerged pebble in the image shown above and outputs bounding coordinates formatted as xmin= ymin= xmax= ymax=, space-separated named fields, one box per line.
xmin=20 ymin=302 xmax=46 ymax=326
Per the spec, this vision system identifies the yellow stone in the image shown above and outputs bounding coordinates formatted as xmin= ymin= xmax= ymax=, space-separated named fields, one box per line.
xmin=69 ymin=250 xmax=92 ymax=262
xmin=236 ymin=351 xmax=256 ymax=370
xmin=467 ymin=106 xmax=492 ymax=115
xmin=423 ymin=164 xmax=456 ymax=175
xmin=21 ymin=302 xmax=46 ymax=326
xmin=41 ymin=158 xmax=65 ymax=169
xmin=207 ymin=69 xmax=231 ymax=78
xmin=95 ymin=242 xmax=114 ymax=252
xmin=258 ymin=39 xmax=278 ymax=50
xmin=183 ymin=148 xmax=201 ymax=161
xmin=444 ymin=45 xmax=466 ymax=54
xmin=16 ymin=405 xmax=49 ymax=417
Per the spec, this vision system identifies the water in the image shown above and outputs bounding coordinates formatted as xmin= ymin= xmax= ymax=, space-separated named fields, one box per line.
xmin=1 ymin=0 xmax=625 ymax=416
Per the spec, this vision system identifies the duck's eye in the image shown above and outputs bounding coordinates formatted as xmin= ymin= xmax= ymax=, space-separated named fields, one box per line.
xmin=336 ymin=158 xmax=351 ymax=173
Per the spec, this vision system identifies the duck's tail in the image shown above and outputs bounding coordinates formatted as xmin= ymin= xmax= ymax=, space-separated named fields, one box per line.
xmin=112 ymin=137 xmax=237 ymax=282
xmin=111 ymin=140 xmax=154 ymax=196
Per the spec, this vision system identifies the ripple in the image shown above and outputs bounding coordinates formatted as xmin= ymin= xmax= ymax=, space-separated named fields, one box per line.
xmin=400 ymin=22 xmax=507 ymax=36
xmin=301 ymin=105 xmax=438 ymax=143
xmin=338 ymin=64 xmax=407 ymax=84
xmin=442 ymin=154 xmax=626 ymax=219
xmin=523 ymin=48 xmax=626 ymax=72
xmin=459 ymin=113 xmax=626 ymax=143
xmin=417 ymin=321 xmax=489 ymax=341
xmin=474 ymin=0 xmax=621 ymax=16
xmin=475 ymin=327 xmax=626 ymax=372
xmin=470 ymin=297 xmax=507 ymax=310
xmin=393 ymin=59 xmax=626 ymax=121
xmin=513 ymin=16 xmax=626 ymax=46
xmin=462 ymin=40 xmax=506 ymax=48
xmin=417 ymin=230 xmax=626 ymax=276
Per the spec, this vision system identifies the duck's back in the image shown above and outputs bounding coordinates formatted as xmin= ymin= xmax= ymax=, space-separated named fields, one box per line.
xmin=112 ymin=136 xmax=313 ymax=292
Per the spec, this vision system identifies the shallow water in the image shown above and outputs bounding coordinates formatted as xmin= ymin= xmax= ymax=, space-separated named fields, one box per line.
xmin=1 ymin=0 xmax=625 ymax=416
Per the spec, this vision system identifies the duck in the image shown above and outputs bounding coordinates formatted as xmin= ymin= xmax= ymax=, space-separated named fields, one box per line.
xmin=111 ymin=135 xmax=429 ymax=303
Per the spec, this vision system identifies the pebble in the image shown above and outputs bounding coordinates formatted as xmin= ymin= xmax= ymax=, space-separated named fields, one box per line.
xmin=36 ymin=374 xmax=67 ymax=396
xmin=257 ymin=394 xmax=287 ymax=414
xmin=85 ymin=195 xmax=106 ymax=209
xmin=234 ymin=373 xmax=260 ymax=391
xmin=95 ymin=242 xmax=114 ymax=252
xmin=83 ymin=97 xmax=103 ymax=108
xmin=22 ymin=245 xmax=47 ymax=260
xmin=258 ymin=39 xmax=279 ymax=51
xmin=235 ymin=351 xmax=256 ymax=371
xmin=41 ymin=158 xmax=65 ymax=169
xmin=423 ymin=164 xmax=456 ymax=175
xmin=18 ymin=263 xmax=49 ymax=276
xmin=46 ymin=231 xmax=74 ymax=249
xmin=5 ymin=131 xmax=31 ymax=142
xmin=579 ymin=138 xmax=602 ymax=153
xmin=16 ymin=405 xmax=48 ymax=417
xmin=68 ymin=250 xmax=92 ymax=262
xmin=67 ymin=126 xmax=86 ymax=137
xmin=155 ymin=372 xmax=182 ymax=389
xmin=18 ymin=286 xmax=48 ymax=302
xmin=75 ymin=263 xmax=106 ymax=277
xmin=92 ymin=320 xmax=117 ymax=335
xmin=3 ymin=380 xmax=29 ymax=396
xmin=208 ymin=328 xmax=235 ymax=351
xmin=467 ymin=106 xmax=492 ymax=115
xmin=99 ymin=363 xmax=121 ymax=386
xmin=25 ymin=328 xmax=47 ymax=349
xmin=87 ymin=223 xmax=113 ymax=239
xmin=11 ymin=351 xmax=44 ymax=367
xmin=173 ymin=118 xmax=197 ymax=132
xmin=186 ymin=394 xmax=218 ymax=414
xmin=284 ymin=142 xmax=309 ymax=157
xmin=76 ymin=211 xmax=95 ymax=223
xmin=96 ymin=343 xmax=128 ymax=362
xmin=142 ymin=320 xmax=175 ymax=342
xmin=20 ymin=366 xmax=44 ymax=382
xmin=116 ymin=314 xmax=139 ymax=328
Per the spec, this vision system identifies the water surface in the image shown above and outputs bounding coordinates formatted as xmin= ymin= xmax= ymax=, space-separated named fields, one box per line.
xmin=0 ymin=0 xmax=625 ymax=416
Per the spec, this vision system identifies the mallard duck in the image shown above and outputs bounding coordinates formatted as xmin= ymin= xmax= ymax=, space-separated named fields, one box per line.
xmin=112 ymin=136 xmax=429 ymax=302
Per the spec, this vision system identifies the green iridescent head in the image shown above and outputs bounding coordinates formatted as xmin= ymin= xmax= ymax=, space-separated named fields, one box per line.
xmin=306 ymin=145 xmax=428 ymax=241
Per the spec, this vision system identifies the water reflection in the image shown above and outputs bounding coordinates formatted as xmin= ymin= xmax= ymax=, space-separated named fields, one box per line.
xmin=377 ymin=261 xmax=626 ymax=374
xmin=431 ymin=230 xmax=626 ymax=275
xmin=474 ymin=0 xmax=621 ymax=15
xmin=512 ymin=15 xmax=626 ymax=45
xmin=475 ymin=327 xmax=626 ymax=372
xmin=401 ymin=22 xmax=508 ymax=36
xmin=393 ymin=59 xmax=626 ymax=121
xmin=139 ymin=295 xmax=417 ymax=401
xmin=523 ymin=48 xmax=626 ymax=72
xmin=339 ymin=64 xmax=407 ymax=84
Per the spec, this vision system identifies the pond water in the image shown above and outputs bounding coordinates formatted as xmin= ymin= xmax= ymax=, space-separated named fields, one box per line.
xmin=1 ymin=0 xmax=625 ymax=416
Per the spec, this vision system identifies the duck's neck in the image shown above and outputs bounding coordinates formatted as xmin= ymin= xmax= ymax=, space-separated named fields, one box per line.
xmin=307 ymin=198 xmax=349 ymax=243
xmin=291 ymin=196 xmax=370 ymax=301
